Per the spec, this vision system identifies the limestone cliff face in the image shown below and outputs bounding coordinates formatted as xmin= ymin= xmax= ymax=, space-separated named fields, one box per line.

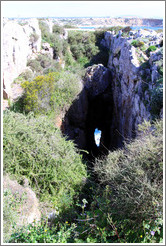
xmin=63 ymin=30 xmax=162 ymax=158
xmin=105 ymin=31 xmax=162 ymax=147
xmin=3 ymin=19 xmax=41 ymax=98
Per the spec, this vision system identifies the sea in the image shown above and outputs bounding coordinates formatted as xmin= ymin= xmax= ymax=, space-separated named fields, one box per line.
xmin=79 ymin=26 xmax=163 ymax=30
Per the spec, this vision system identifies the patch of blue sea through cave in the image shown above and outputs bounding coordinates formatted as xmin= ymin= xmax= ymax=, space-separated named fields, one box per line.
xmin=94 ymin=128 xmax=101 ymax=147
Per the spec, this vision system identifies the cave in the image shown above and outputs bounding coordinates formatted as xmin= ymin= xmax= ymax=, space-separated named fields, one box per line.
xmin=85 ymin=90 xmax=114 ymax=160
xmin=62 ymin=76 xmax=116 ymax=161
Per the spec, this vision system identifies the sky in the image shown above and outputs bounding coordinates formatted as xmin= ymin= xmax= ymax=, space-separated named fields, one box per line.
xmin=1 ymin=1 xmax=165 ymax=19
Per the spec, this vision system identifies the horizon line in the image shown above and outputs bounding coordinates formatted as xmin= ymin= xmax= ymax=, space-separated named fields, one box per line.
xmin=5 ymin=16 xmax=163 ymax=20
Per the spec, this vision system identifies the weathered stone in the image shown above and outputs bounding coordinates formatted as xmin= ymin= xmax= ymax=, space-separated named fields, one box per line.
xmin=3 ymin=175 xmax=41 ymax=225
xmin=3 ymin=19 xmax=41 ymax=99
xmin=84 ymin=64 xmax=111 ymax=97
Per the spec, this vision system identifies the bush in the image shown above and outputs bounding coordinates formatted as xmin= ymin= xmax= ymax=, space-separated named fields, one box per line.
xmin=94 ymin=119 xmax=163 ymax=242
xmin=146 ymin=45 xmax=157 ymax=56
xmin=52 ymin=24 xmax=65 ymax=35
xmin=68 ymin=31 xmax=99 ymax=66
xmin=150 ymin=78 xmax=163 ymax=117
xmin=16 ymin=71 xmax=82 ymax=115
xmin=8 ymin=220 xmax=77 ymax=243
xmin=27 ymin=54 xmax=62 ymax=74
xmin=131 ymin=40 xmax=145 ymax=48
xmin=19 ymin=70 xmax=34 ymax=81
xmin=39 ymin=20 xmax=51 ymax=43
xmin=27 ymin=59 xmax=43 ymax=73
xmin=3 ymin=111 xmax=87 ymax=210
xmin=20 ymin=72 xmax=60 ymax=113
xmin=3 ymin=188 xmax=21 ymax=242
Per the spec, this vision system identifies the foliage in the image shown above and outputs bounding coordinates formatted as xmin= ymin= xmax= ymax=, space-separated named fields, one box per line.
xmin=94 ymin=119 xmax=163 ymax=242
xmin=3 ymin=188 xmax=25 ymax=242
xmin=4 ymin=115 xmax=163 ymax=243
xmin=150 ymin=78 xmax=163 ymax=117
xmin=38 ymin=20 xmax=51 ymax=43
xmin=19 ymin=70 xmax=34 ymax=81
xmin=8 ymin=219 xmax=77 ymax=243
xmin=27 ymin=54 xmax=61 ymax=74
xmin=52 ymin=24 xmax=65 ymax=35
xmin=98 ymin=26 xmax=123 ymax=35
xmin=17 ymin=71 xmax=82 ymax=115
xmin=131 ymin=40 xmax=145 ymax=48
xmin=3 ymin=111 xmax=87 ymax=210
xmin=67 ymin=31 xmax=99 ymax=66
xmin=27 ymin=59 xmax=43 ymax=73
xmin=63 ymin=24 xmax=78 ymax=28
xmin=146 ymin=45 xmax=157 ymax=56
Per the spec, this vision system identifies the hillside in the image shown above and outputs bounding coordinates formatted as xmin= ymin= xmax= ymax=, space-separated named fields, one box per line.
xmin=3 ymin=19 xmax=163 ymax=243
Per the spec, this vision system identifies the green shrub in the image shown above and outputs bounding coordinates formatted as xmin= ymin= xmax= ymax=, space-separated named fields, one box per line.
xmin=68 ymin=31 xmax=99 ymax=66
xmin=19 ymin=70 xmax=34 ymax=81
xmin=27 ymin=59 xmax=43 ymax=73
xmin=64 ymin=51 xmax=75 ymax=66
xmin=146 ymin=45 xmax=157 ymax=56
xmin=98 ymin=26 xmax=123 ymax=35
xmin=63 ymin=24 xmax=78 ymax=28
xmin=20 ymin=72 xmax=59 ymax=113
xmin=94 ymin=119 xmax=163 ymax=242
xmin=38 ymin=20 xmax=51 ymax=43
xmin=13 ymin=71 xmax=82 ymax=115
xmin=131 ymin=40 xmax=145 ymax=48
xmin=8 ymin=219 xmax=77 ymax=243
xmin=3 ymin=111 xmax=87 ymax=210
xmin=52 ymin=24 xmax=65 ymax=35
xmin=27 ymin=54 xmax=62 ymax=74
xmin=150 ymin=78 xmax=163 ymax=117
xmin=3 ymin=188 xmax=22 ymax=242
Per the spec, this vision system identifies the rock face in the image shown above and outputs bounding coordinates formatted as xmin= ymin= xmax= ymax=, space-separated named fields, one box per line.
xmin=63 ymin=31 xmax=162 ymax=159
xmin=3 ymin=18 xmax=41 ymax=98
xmin=63 ymin=65 xmax=112 ymax=157
xmin=3 ymin=175 xmax=41 ymax=225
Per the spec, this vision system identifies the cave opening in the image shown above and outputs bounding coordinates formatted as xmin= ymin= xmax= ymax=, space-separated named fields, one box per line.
xmin=62 ymin=74 xmax=117 ymax=162
xmin=94 ymin=128 xmax=101 ymax=147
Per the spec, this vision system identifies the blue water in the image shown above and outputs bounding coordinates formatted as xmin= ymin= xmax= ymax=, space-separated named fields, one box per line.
xmin=79 ymin=26 xmax=162 ymax=30
xmin=131 ymin=26 xmax=163 ymax=30
xmin=79 ymin=26 xmax=96 ymax=29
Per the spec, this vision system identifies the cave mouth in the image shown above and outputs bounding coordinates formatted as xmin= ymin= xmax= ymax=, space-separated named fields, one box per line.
xmin=94 ymin=128 xmax=101 ymax=147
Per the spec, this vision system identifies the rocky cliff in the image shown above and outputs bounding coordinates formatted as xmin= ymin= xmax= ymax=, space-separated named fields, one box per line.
xmin=62 ymin=29 xmax=163 ymax=159
xmin=3 ymin=18 xmax=41 ymax=98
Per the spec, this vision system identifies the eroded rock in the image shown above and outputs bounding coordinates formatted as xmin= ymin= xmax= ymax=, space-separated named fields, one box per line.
xmin=3 ymin=175 xmax=41 ymax=226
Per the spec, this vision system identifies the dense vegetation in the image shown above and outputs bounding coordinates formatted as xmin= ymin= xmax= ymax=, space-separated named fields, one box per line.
xmin=3 ymin=23 xmax=163 ymax=243
xmin=4 ymin=116 xmax=163 ymax=243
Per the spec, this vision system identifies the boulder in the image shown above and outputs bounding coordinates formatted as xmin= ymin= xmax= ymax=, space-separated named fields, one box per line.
xmin=84 ymin=64 xmax=111 ymax=97
xmin=3 ymin=175 xmax=41 ymax=226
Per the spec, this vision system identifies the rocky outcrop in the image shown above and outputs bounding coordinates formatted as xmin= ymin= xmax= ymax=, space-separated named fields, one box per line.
xmin=3 ymin=175 xmax=41 ymax=225
xmin=62 ymin=64 xmax=112 ymax=157
xmin=84 ymin=64 xmax=111 ymax=97
xmin=3 ymin=18 xmax=41 ymax=98
xmin=63 ymin=30 xmax=162 ymax=159
xmin=104 ymin=31 xmax=162 ymax=147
